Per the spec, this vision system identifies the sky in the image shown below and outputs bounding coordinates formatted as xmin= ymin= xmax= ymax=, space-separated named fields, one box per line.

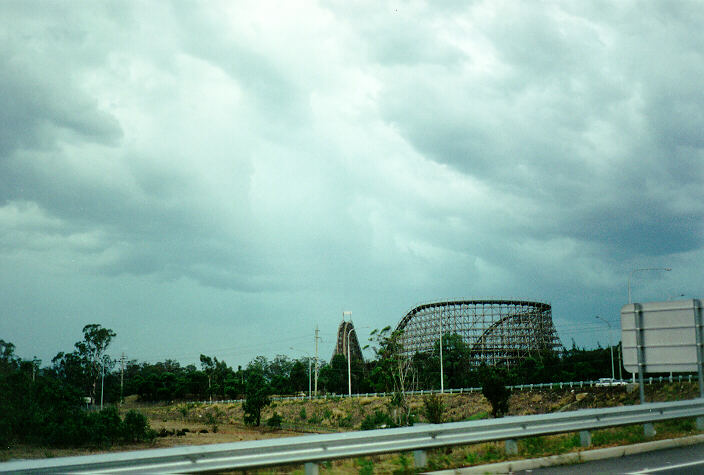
xmin=1 ymin=1 xmax=702 ymax=369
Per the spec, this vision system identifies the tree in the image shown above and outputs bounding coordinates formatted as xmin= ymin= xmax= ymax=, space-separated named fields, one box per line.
xmin=0 ymin=340 xmax=18 ymax=369
xmin=289 ymin=359 xmax=310 ymax=394
xmin=75 ymin=324 xmax=116 ymax=402
xmin=51 ymin=324 xmax=116 ymax=402
xmin=268 ymin=355 xmax=295 ymax=395
xmin=319 ymin=354 xmax=347 ymax=394
xmin=243 ymin=368 xmax=270 ymax=426
xmin=366 ymin=326 xmax=417 ymax=426
xmin=437 ymin=333 xmax=472 ymax=388
xmin=481 ymin=366 xmax=511 ymax=418
xmin=200 ymin=354 xmax=216 ymax=401
xmin=1 ymin=336 xmax=155 ymax=448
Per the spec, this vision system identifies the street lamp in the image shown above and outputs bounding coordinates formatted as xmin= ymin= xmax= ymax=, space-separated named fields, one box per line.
xmin=346 ymin=327 xmax=357 ymax=397
xmin=595 ymin=316 xmax=615 ymax=381
xmin=439 ymin=310 xmax=444 ymax=393
xmin=628 ymin=267 xmax=671 ymax=304
xmin=100 ymin=356 xmax=107 ymax=410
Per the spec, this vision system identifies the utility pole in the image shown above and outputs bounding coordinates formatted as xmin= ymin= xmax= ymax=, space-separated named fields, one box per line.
xmin=314 ymin=325 xmax=320 ymax=397
xmin=120 ymin=353 xmax=126 ymax=404
xmin=617 ymin=341 xmax=623 ymax=380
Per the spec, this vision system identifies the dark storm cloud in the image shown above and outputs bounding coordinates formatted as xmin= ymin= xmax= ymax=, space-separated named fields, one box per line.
xmin=1 ymin=0 xmax=702 ymax=365
xmin=0 ymin=3 xmax=124 ymax=161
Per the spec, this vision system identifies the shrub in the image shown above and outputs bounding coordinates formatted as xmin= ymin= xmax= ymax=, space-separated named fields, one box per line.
xmin=481 ymin=369 xmax=511 ymax=418
xmin=339 ymin=414 xmax=353 ymax=428
xmin=356 ymin=457 xmax=374 ymax=475
xmin=122 ymin=410 xmax=155 ymax=443
xmin=423 ymin=394 xmax=445 ymax=424
xmin=267 ymin=413 xmax=283 ymax=429
xmin=85 ymin=406 xmax=123 ymax=447
xmin=360 ymin=410 xmax=394 ymax=430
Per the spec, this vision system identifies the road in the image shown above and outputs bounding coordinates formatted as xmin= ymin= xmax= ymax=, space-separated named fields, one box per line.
xmin=514 ymin=443 xmax=704 ymax=474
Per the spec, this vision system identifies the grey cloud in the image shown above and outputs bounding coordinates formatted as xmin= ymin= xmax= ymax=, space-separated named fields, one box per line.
xmin=369 ymin=2 xmax=704 ymax=262
xmin=1 ymin=1 xmax=703 ymax=366
xmin=167 ymin=5 xmax=310 ymax=129
xmin=0 ymin=5 xmax=124 ymax=159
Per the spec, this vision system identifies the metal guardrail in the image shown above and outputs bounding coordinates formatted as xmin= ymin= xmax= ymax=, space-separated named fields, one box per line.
xmin=2 ymin=398 xmax=704 ymax=473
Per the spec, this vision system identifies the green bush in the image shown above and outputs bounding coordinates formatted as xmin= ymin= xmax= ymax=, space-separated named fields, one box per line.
xmin=267 ymin=413 xmax=283 ymax=429
xmin=85 ymin=406 xmax=123 ymax=447
xmin=360 ymin=410 xmax=394 ymax=430
xmin=481 ymin=369 xmax=511 ymax=418
xmin=338 ymin=414 xmax=353 ymax=428
xmin=423 ymin=394 xmax=445 ymax=424
xmin=123 ymin=410 xmax=156 ymax=443
xmin=356 ymin=457 xmax=374 ymax=475
xmin=308 ymin=413 xmax=322 ymax=424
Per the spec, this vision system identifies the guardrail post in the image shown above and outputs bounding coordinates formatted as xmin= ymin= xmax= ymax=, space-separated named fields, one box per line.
xmin=697 ymin=417 xmax=704 ymax=431
xmin=505 ymin=439 xmax=518 ymax=455
xmin=413 ymin=450 xmax=427 ymax=468
xmin=304 ymin=461 xmax=319 ymax=475
xmin=579 ymin=430 xmax=591 ymax=447
xmin=643 ymin=423 xmax=656 ymax=438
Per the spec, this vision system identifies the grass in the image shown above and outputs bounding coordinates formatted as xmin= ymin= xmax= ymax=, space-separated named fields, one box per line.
xmin=591 ymin=425 xmax=645 ymax=446
xmin=467 ymin=410 xmax=489 ymax=421
xmin=6 ymin=383 xmax=704 ymax=473
xmin=519 ymin=433 xmax=581 ymax=457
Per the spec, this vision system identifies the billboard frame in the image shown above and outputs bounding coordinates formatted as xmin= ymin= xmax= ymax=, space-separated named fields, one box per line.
xmin=621 ymin=299 xmax=704 ymax=403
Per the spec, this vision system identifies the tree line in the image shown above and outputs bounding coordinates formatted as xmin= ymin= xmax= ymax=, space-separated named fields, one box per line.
xmin=1 ymin=323 xmax=622 ymax=444
xmin=0 ymin=325 xmax=154 ymax=448
xmin=125 ymin=333 xmax=622 ymax=403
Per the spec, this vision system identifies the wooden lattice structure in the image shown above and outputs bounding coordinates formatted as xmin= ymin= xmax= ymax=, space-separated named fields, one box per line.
xmin=331 ymin=320 xmax=364 ymax=363
xmin=395 ymin=299 xmax=562 ymax=366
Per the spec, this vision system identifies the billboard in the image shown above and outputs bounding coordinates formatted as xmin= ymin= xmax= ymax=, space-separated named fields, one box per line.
xmin=621 ymin=299 xmax=703 ymax=374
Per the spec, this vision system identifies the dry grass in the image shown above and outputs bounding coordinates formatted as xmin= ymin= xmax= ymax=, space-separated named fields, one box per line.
xmin=3 ymin=382 xmax=701 ymax=472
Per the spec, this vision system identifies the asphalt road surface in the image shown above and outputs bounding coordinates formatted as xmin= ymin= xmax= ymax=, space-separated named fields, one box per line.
xmin=514 ymin=443 xmax=704 ymax=474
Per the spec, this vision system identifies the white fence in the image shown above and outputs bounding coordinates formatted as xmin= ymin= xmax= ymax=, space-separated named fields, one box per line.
xmin=198 ymin=375 xmax=695 ymax=405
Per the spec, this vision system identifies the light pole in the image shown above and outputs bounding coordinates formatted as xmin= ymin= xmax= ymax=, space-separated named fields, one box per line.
xmin=439 ymin=310 xmax=444 ymax=393
xmin=346 ymin=327 xmax=357 ymax=397
xmin=100 ymin=358 xmax=105 ymax=410
xmin=596 ymin=316 xmax=615 ymax=381
xmin=628 ymin=267 xmax=671 ymax=303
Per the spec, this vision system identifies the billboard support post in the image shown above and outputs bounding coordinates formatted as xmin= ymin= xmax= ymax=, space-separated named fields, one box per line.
xmin=634 ymin=303 xmax=646 ymax=404
xmin=695 ymin=301 xmax=704 ymax=399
